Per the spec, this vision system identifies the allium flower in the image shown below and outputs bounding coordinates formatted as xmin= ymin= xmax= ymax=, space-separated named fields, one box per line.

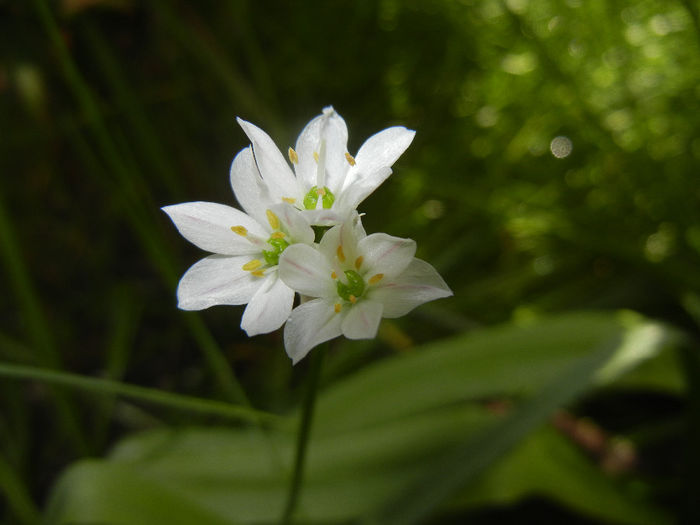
xmin=162 ymin=201 xmax=314 ymax=336
xmin=278 ymin=217 xmax=453 ymax=363
xmin=232 ymin=106 xmax=415 ymax=226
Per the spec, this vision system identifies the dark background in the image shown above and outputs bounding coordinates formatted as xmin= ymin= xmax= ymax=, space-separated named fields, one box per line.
xmin=1 ymin=1 xmax=699 ymax=523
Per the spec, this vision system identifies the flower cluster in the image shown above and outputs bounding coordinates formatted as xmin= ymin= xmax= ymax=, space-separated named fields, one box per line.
xmin=163 ymin=107 xmax=452 ymax=363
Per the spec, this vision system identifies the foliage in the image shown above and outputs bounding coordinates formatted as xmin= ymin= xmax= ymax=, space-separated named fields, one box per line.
xmin=1 ymin=0 xmax=699 ymax=523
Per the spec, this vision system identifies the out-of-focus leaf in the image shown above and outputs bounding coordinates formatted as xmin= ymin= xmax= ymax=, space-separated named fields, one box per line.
xmin=44 ymin=460 xmax=238 ymax=525
xmin=453 ymin=425 xmax=668 ymax=525
xmin=313 ymin=311 xmax=672 ymax=434
xmin=44 ymin=312 xmax=676 ymax=524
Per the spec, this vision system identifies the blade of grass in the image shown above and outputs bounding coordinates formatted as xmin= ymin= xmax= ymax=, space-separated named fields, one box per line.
xmin=0 ymin=362 xmax=283 ymax=426
xmin=0 ymin=188 xmax=88 ymax=454
xmin=80 ymin=20 xmax=184 ymax=196
xmin=32 ymin=0 xmax=249 ymax=405
xmin=0 ymin=451 xmax=40 ymax=525
xmin=93 ymin=286 xmax=140 ymax=448
xmin=61 ymin=115 xmax=249 ymax=406
xmin=154 ymin=2 xmax=285 ymax=138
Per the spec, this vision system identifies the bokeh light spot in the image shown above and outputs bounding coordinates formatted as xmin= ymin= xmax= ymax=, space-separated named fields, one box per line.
xmin=550 ymin=136 xmax=573 ymax=158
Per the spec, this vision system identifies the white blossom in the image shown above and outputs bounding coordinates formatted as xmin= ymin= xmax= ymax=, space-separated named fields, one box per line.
xmin=278 ymin=217 xmax=452 ymax=364
xmin=231 ymin=106 xmax=415 ymax=226
xmin=162 ymin=201 xmax=314 ymax=336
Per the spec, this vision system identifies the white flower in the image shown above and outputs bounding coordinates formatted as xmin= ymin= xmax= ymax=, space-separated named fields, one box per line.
xmin=231 ymin=106 xmax=415 ymax=226
xmin=162 ymin=201 xmax=314 ymax=336
xmin=278 ymin=218 xmax=453 ymax=364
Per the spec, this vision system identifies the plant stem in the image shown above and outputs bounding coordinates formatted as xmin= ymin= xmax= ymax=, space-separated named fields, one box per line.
xmin=281 ymin=345 xmax=326 ymax=524
xmin=0 ymin=363 xmax=281 ymax=426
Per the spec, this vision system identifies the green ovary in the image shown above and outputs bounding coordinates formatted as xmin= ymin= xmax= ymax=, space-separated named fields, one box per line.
xmin=336 ymin=270 xmax=365 ymax=301
xmin=262 ymin=237 xmax=289 ymax=266
xmin=303 ymin=186 xmax=335 ymax=210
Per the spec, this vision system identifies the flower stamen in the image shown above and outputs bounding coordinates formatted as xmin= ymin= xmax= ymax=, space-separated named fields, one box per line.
xmin=331 ymin=271 xmax=338 ymax=279
xmin=230 ymin=225 xmax=247 ymax=236
xmin=354 ymin=256 xmax=363 ymax=270
xmin=242 ymin=259 xmax=262 ymax=271
xmin=270 ymin=231 xmax=286 ymax=239
xmin=349 ymin=294 xmax=357 ymax=304
xmin=313 ymin=151 xmax=319 ymax=163
xmin=369 ymin=273 xmax=384 ymax=285
xmin=251 ymin=270 xmax=265 ymax=277
xmin=282 ymin=197 xmax=296 ymax=204
xmin=334 ymin=303 xmax=342 ymax=313
xmin=337 ymin=245 xmax=346 ymax=262
xmin=345 ymin=152 xmax=356 ymax=166
xmin=266 ymin=209 xmax=280 ymax=230
xmin=288 ymin=147 xmax=299 ymax=164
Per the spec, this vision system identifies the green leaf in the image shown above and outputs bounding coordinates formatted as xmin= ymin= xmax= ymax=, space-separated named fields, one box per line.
xmin=44 ymin=312 xmax=676 ymax=524
xmin=453 ymin=425 xmax=669 ymax=525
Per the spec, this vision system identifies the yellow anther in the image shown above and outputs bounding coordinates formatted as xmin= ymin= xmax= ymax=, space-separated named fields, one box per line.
xmin=251 ymin=270 xmax=265 ymax=277
xmin=288 ymin=147 xmax=299 ymax=164
xmin=369 ymin=273 xmax=384 ymax=285
xmin=230 ymin=225 xmax=247 ymax=236
xmin=266 ymin=209 xmax=280 ymax=230
xmin=313 ymin=151 xmax=319 ymax=163
xmin=345 ymin=152 xmax=356 ymax=166
xmin=337 ymin=245 xmax=346 ymax=262
xmin=316 ymin=187 xmax=326 ymax=196
xmin=242 ymin=259 xmax=262 ymax=271
xmin=282 ymin=197 xmax=296 ymax=204
xmin=354 ymin=256 xmax=364 ymax=270
xmin=334 ymin=303 xmax=342 ymax=313
xmin=270 ymin=231 xmax=286 ymax=239
xmin=331 ymin=271 xmax=338 ymax=279
xmin=349 ymin=295 xmax=357 ymax=304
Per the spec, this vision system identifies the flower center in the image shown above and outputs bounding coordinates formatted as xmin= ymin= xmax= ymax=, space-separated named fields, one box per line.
xmin=303 ymin=186 xmax=335 ymax=210
xmin=262 ymin=236 xmax=289 ymax=266
xmin=336 ymin=270 xmax=365 ymax=302
xmin=233 ymin=209 xmax=292 ymax=277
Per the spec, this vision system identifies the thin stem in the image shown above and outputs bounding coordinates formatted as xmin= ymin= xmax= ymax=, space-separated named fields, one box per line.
xmin=281 ymin=345 xmax=326 ymax=524
xmin=0 ymin=363 xmax=282 ymax=426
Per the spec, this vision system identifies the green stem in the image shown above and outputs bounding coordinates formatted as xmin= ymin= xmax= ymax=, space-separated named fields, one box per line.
xmin=281 ymin=346 xmax=326 ymax=524
xmin=0 ymin=363 xmax=282 ymax=426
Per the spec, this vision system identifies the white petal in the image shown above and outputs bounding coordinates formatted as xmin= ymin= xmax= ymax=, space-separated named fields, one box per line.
xmin=336 ymin=166 xmax=392 ymax=212
xmin=318 ymin=223 xmax=342 ymax=261
xmin=237 ymin=118 xmax=299 ymax=200
xmin=177 ymin=255 xmax=261 ymax=310
xmin=162 ymin=202 xmax=267 ymax=255
xmin=358 ymin=233 xmax=416 ymax=280
xmin=229 ymin=146 xmax=268 ymax=226
xmin=341 ymin=300 xmax=383 ymax=340
xmin=369 ymin=258 xmax=453 ymax=318
xmin=294 ymin=113 xmax=324 ymax=188
xmin=301 ymin=208 xmax=344 ymax=227
xmin=295 ymin=107 xmax=348 ymax=191
xmin=284 ymin=299 xmax=343 ymax=364
xmin=319 ymin=108 xmax=351 ymax=193
xmin=241 ymin=273 xmax=294 ymax=336
xmin=278 ymin=244 xmax=335 ymax=298
xmin=352 ymin=126 xmax=415 ymax=177
xmin=271 ymin=202 xmax=314 ymax=244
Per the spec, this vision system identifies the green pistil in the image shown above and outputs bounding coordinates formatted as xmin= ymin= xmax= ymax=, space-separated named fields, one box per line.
xmin=263 ymin=237 xmax=289 ymax=266
xmin=303 ymin=186 xmax=335 ymax=210
xmin=336 ymin=270 xmax=365 ymax=301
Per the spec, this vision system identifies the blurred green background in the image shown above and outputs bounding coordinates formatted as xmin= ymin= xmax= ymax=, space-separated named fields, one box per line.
xmin=1 ymin=0 xmax=699 ymax=523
